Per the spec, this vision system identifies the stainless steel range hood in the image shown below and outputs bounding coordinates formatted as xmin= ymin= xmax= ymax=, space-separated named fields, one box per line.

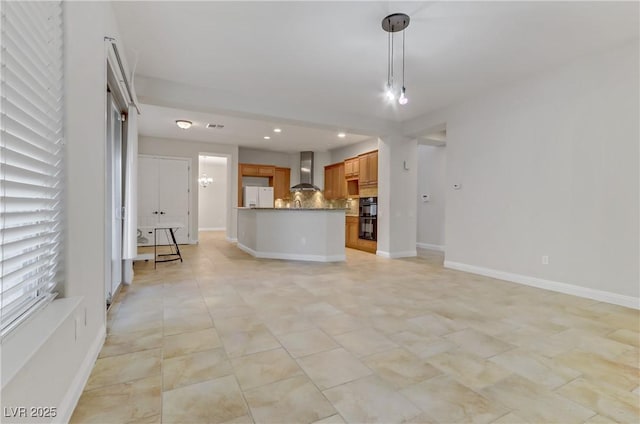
xmin=291 ymin=151 xmax=321 ymax=191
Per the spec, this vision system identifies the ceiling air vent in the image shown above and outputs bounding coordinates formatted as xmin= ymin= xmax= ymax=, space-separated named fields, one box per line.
xmin=207 ymin=123 xmax=224 ymax=129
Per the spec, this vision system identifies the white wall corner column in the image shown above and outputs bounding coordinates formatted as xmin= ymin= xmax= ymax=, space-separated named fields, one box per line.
xmin=377 ymin=136 xmax=418 ymax=258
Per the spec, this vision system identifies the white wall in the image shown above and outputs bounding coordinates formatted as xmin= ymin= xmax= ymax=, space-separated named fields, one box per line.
xmin=417 ymin=145 xmax=446 ymax=250
xmin=239 ymin=147 xmax=291 ymax=168
xmin=1 ymin=2 xmax=131 ymax=420
xmin=312 ymin=151 xmax=331 ymax=190
xmin=410 ymin=40 xmax=639 ymax=305
xmin=139 ymin=136 xmax=239 ymax=242
xmin=198 ymin=156 xmax=227 ymax=231
xmin=330 ymin=138 xmax=379 ymax=163
xmin=377 ymin=136 xmax=418 ymax=258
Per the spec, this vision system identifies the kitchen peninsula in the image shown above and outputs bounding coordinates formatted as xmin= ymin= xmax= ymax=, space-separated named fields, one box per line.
xmin=237 ymin=207 xmax=346 ymax=262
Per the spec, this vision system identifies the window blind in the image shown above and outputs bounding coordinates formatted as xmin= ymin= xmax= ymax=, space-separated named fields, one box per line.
xmin=1 ymin=1 xmax=64 ymax=337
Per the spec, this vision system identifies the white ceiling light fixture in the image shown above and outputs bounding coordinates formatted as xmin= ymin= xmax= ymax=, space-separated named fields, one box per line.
xmin=382 ymin=13 xmax=410 ymax=106
xmin=264 ymin=136 xmax=271 ymax=140
xmin=337 ymin=132 xmax=346 ymax=138
xmin=176 ymin=119 xmax=193 ymax=129
xmin=273 ymin=128 xmax=282 ymax=133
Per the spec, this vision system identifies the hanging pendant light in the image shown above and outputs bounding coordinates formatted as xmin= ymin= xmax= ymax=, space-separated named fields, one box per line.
xmin=382 ymin=13 xmax=410 ymax=106
xmin=199 ymin=156 xmax=213 ymax=188
xmin=198 ymin=173 xmax=213 ymax=188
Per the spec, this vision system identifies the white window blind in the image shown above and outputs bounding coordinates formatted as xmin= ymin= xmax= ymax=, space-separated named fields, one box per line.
xmin=1 ymin=1 xmax=64 ymax=337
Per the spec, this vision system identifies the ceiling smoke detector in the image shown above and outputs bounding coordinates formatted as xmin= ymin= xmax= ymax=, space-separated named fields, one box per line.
xmin=206 ymin=123 xmax=224 ymax=129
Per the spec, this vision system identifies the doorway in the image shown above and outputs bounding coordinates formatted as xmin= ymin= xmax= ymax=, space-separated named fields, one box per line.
xmin=198 ymin=155 xmax=228 ymax=233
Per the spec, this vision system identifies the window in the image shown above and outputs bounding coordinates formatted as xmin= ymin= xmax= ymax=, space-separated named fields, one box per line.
xmin=1 ymin=1 xmax=64 ymax=337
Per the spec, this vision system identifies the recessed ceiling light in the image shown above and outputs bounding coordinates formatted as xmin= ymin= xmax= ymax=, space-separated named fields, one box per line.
xmin=273 ymin=128 xmax=282 ymax=133
xmin=264 ymin=136 xmax=271 ymax=140
xmin=176 ymin=120 xmax=192 ymax=129
xmin=337 ymin=132 xmax=346 ymax=138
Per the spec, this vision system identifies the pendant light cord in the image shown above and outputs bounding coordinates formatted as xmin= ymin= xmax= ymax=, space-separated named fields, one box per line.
xmin=402 ymin=25 xmax=405 ymax=88
xmin=390 ymin=22 xmax=394 ymax=86
xmin=387 ymin=18 xmax=391 ymax=87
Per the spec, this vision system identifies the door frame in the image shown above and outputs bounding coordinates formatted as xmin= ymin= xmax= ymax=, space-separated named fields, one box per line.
xmin=138 ymin=154 xmax=193 ymax=244
xmin=105 ymin=91 xmax=125 ymax=306
xmin=105 ymin=53 xmax=128 ymax=308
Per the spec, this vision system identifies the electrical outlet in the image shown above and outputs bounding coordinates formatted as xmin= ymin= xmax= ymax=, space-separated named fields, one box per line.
xmin=542 ymin=255 xmax=549 ymax=265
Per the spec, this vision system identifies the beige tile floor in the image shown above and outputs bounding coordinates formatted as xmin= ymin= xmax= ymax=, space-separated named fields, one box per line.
xmin=71 ymin=231 xmax=640 ymax=424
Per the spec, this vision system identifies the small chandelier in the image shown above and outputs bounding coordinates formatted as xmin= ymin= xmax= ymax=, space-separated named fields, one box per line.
xmin=198 ymin=174 xmax=213 ymax=188
xmin=382 ymin=13 xmax=410 ymax=105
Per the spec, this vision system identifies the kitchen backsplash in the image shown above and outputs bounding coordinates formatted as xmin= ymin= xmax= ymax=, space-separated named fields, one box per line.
xmin=275 ymin=191 xmax=359 ymax=215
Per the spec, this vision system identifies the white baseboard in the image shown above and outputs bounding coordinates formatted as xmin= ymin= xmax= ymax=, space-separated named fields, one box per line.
xmin=237 ymin=243 xmax=345 ymax=262
xmin=416 ymin=242 xmax=445 ymax=252
xmin=376 ymin=250 xmax=418 ymax=259
xmin=56 ymin=323 xmax=106 ymax=424
xmin=444 ymin=260 xmax=640 ymax=310
xmin=199 ymin=227 xmax=226 ymax=231
xmin=226 ymin=236 xmax=238 ymax=243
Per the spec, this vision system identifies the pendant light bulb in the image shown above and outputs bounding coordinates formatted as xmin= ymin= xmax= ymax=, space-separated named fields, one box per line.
xmin=398 ymin=87 xmax=408 ymax=105
xmin=385 ymin=84 xmax=395 ymax=101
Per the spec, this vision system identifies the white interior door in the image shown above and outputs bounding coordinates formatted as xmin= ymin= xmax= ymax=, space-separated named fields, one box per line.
xmin=137 ymin=156 xmax=159 ymax=245
xmin=157 ymin=158 xmax=190 ymax=244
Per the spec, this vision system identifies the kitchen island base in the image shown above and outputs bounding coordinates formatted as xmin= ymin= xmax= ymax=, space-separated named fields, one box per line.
xmin=237 ymin=208 xmax=346 ymax=262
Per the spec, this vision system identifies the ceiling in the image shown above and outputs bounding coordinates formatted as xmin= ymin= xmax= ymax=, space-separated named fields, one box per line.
xmin=138 ymin=104 xmax=371 ymax=153
xmin=114 ymin=1 xmax=639 ymax=146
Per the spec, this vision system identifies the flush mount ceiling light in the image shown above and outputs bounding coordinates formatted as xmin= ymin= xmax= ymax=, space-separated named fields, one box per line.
xmin=273 ymin=128 xmax=282 ymax=133
xmin=337 ymin=132 xmax=346 ymax=138
xmin=263 ymin=136 xmax=271 ymax=140
xmin=175 ymin=120 xmax=193 ymax=129
xmin=382 ymin=13 xmax=410 ymax=106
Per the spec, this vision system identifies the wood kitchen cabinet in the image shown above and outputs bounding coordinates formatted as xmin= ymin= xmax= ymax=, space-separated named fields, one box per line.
xmin=324 ymin=164 xmax=334 ymax=199
xmin=274 ymin=167 xmax=291 ymax=200
xmin=344 ymin=157 xmax=359 ymax=179
xmin=240 ymin=163 xmax=275 ymax=177
xmin=357 ymin=238 xmax=377 ymax=253
xmin=358 ymin=150 xmax=378 ymax=188
xmin=345 ymin=216 xmax=359 ymax=248
xmin=324 ymin=162 xmax=347 ymax=200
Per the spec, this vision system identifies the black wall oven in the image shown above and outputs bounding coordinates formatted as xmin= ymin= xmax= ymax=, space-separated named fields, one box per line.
xmin=359 ymin=197 xmax=377 ymax=241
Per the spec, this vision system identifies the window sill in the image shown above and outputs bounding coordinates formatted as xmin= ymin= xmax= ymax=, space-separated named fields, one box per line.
xmin=1 ymin=297 xmax=83 ymax=389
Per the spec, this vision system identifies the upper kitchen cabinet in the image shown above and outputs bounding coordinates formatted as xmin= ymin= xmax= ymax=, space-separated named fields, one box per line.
xmin=274 ymin=167 xmax=291 ymax=200
xmin=358 ymin=150 xmax=378 ymax=188
xmin=324 ymin=162 xmax=347 ymax=200
xmin=240 ymin=163 xmax=275 ymax=177
xmin=344 ymin=157 xmax=359 ymax=179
